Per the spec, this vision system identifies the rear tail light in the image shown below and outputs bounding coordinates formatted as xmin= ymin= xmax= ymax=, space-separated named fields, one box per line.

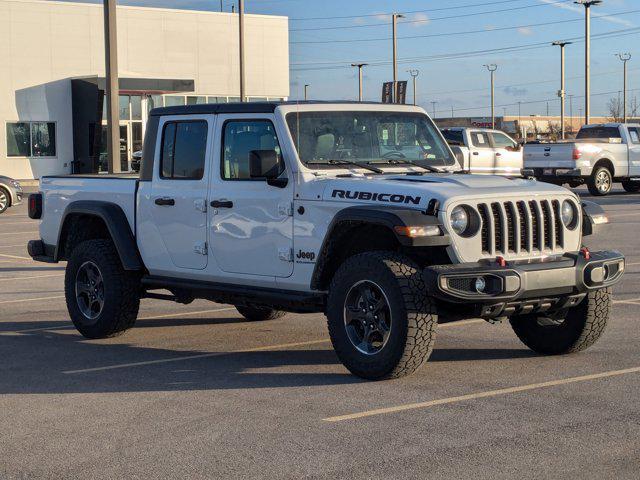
xmin=28 ymin=193 xmax=42 ymax=219
xmin=572 ymin=148 xmax=582 ymax=160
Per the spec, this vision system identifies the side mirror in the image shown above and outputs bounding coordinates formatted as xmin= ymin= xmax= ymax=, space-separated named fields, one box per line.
xmin=249 ymin=150 xmax=288 ymax=188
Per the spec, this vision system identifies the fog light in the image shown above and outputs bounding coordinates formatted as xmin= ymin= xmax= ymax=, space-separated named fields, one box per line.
xmin=475 ymin=277 xmax=486 ymax=293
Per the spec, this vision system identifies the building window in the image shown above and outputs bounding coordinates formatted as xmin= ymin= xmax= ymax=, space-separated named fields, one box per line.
xmin=6 ymin=122 xmax=56 ymax=157
xmin=119 ymin=95 xmax=130 ymax=120
xmin=186 ymin=96 xmax=206 ymax=105
xmin=164 ymin=96 xmax=185 ymax=107
xmin=160 ymin=121 xmax=208 ymax=180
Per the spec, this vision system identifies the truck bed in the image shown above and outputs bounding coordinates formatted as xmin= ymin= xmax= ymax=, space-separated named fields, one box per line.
xmin=38 ymin=176 xmax=139 ymax=249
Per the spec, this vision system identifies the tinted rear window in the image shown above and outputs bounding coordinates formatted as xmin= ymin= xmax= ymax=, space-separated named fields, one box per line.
xmin=576 ymin=127 xmax=621 ymax=139
xmin=441 ymin=130 xmax=464 ymax=145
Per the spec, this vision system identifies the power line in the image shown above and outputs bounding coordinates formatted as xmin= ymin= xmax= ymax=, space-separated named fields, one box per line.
xmin=289 ymin=0 xmax=573 ymax=32
xmin=289 ymin=9 xmax=640 ymax=45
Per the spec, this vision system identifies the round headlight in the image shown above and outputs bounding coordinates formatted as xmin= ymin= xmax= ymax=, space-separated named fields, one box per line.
xmin=561 ymin=200 xmax=578 ymax=229
xmin=450 ymin=206 xmax=469 ymax=235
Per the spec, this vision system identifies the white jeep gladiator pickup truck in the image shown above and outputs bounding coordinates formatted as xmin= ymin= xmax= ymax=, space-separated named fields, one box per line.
xmin=27 ymin=102 xmax=625 ymax=380
xmin=441 ymin=127 xmax=523 ymax=176
xmin=524 ymin=123 xmax=640 ymax=196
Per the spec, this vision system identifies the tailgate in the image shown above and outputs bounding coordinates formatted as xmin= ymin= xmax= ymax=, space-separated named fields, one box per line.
xmin=524 ymin=143 xmax=576 ymax=168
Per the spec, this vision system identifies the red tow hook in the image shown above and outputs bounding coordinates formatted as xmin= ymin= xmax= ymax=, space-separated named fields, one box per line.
xmin=496 ymin=256 xmax=507 ymax=267
xmin=580 ymin=247 xmax=591 ymax=260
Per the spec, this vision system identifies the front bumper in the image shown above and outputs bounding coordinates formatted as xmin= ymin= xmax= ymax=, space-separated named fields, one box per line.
xmin=424 ymin=250 xmax=624 ymax=317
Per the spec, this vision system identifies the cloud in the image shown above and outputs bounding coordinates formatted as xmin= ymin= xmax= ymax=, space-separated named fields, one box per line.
xmin=409 ymin=12 xmax=430 ymax=28
xmin=539 ymin=0 xmax=633 ymax=27
xmin=517 ymin=26 xmax=533 ymax=36
xmin=484 ymin=25 xmax=497 ymax=31
xmin=503 ymin=86 xmax=528 ymax=97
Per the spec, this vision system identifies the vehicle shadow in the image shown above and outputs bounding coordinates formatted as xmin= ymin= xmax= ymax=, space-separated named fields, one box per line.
xmin=0 ymin=318 xmax=534 ymax=395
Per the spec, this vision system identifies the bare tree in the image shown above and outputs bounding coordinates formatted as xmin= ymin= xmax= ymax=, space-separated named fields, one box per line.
xmin=630 ymin=96 xmax=639 ymax=120
xmin=608 ymin=96 xmax=622 ymax=122
xmin=547 ymin=121 xmax=562 ymax=140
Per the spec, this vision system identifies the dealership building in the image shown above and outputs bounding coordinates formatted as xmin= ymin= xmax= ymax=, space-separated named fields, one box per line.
xmin=0 ymin=0 xmax=289 ymax=180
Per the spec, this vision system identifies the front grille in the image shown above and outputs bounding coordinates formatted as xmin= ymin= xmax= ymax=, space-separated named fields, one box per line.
xmin=478 ymin=199 xmax=565 ymax=256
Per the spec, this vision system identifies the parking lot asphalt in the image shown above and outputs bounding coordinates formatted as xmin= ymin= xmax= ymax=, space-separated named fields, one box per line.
xmin=1 ymin=187 xmax=639 ymax=479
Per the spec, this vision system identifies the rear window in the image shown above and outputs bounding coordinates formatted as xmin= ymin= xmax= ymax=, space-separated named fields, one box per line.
xmin=576 ymin=127 xmax=621 ymax=140
xmin=441 ymin=129 xmax=464 ymax=145
xmin=160 ymin=121 xmax=208 ymax=180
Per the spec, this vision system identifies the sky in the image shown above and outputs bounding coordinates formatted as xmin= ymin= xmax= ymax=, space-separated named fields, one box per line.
xmin=57 ymin=0 xmax=640 ymax=118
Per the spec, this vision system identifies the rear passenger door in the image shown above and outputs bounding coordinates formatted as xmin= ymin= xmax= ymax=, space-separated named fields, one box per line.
xmin=142 ymin=115 xmax=213 ymax=271
xmin=467 ymin=131 xmax=494 ymax=174
xmin=626 ymin=127 xmax=640 ymax=176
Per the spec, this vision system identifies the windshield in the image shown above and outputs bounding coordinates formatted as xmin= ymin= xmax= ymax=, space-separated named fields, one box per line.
xmin=285 ymin=111 xmax=456 ymax=168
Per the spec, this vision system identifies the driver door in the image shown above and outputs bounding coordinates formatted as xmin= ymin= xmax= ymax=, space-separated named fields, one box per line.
xmin=490 ymin=131 xmax=522 ymax=175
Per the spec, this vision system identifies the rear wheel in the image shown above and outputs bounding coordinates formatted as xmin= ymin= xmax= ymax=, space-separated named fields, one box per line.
xmin=235 ymin=305 xmax=286 ymax=322
xmin=621 ymin=180 xmax=640 ymax=193
xmin=510 ymin=288 xmax=611 ymax=355
xmin=587 ymin=166 xmax=613 ymax=196
xmin=0 ymin=187 xmax=10 ymax=214
xmin=327 ymin=251 xmax=437 ymax=380
xmin=65 ymin=239 xmax=141 ymax=338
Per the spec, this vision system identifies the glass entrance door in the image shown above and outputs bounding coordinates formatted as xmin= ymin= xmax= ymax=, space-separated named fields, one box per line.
xmin=119 ymin=124 xmax=129 ymax=171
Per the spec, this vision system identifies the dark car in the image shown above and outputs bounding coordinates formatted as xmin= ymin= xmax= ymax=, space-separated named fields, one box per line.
xmin=131 ymin=150 xmax=142 ymax=173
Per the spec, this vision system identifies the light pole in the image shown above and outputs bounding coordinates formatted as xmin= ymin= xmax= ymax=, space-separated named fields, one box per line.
xmin=304 ymin=84 xmax=309 ymax=101
xmin=484 ymin=64 xmax=498 ymax=128
xmin=569 ymin=94 xmax=574 ymax=133
xmin=575 ymin=0 xmax=601 ymax=125
xmin=552 ymin=41 xmax=571 ymax=139
xmin=392 ymin=13 xmax=404 ymax=103
xmin=407 ymin=69 xmax=419 ymax=106
xmin=616 ymin=53 xmax=632 ymax=123
xmin=103 ymin=0 xmax=120 ymax=173
xmin=351 ymin=63 xmax=368 ymax=101
xmin=239 ymin=0 xmax=246 ymax=102
xmin=431 ymin=101 xmax=437 ymax=118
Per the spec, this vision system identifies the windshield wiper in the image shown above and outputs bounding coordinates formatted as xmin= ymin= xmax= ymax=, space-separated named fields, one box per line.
xmin=306 ymin=159 xmax=383 ymax=174
xmin=371 ymin=159 xmax=444 ymax=174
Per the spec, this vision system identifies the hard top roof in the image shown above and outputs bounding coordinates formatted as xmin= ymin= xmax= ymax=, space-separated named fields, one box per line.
xmin=149 ymin=100 xmax=410 ymax=116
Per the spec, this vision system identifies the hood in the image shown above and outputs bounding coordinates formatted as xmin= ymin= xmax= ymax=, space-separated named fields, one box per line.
xmin=320 ymin=173 xmax=575 ymax=210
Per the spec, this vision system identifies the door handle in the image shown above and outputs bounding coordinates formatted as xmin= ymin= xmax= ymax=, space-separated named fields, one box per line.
xmin=155 ymin=197 xmax=175 ymax=206
xmin=472 ymin=151 xmax=479 ymax=155
xmin=210 ymin=200 xmax=233 ymax=208
xmin=495 ymin=152 xmax=502 ymax=157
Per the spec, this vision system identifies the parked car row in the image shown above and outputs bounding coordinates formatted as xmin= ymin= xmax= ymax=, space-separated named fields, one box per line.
xmin=0 ymin=175 xmax=22 ymax=214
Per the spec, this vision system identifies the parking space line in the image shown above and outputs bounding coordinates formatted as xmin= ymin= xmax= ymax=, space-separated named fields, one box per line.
xmin=0 ymin=231 xmax=37 ymax=237
xmin=323 ymin=366 xmax=640 ymax=422
xmin=0 ymin=273 xmax=63 ymax=282
xmin=607 ymin=211 xmax=640 ymax=218
xmin=0 ymin=253 xmax=31 ymax=260
xmin=0 ymin=244 xmax=29 ymax=248
xmin=0 ymin=222 xmax=35 ymax=226
xmin=0 ymin=295 xmax=65 ymax=305
xmin=62 ymin=319 xmax=484 ymax=374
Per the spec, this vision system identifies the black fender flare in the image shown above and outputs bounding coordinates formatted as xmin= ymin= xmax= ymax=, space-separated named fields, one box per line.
xmin=310 ymin=206 xmax=450 ymax=290
xmin=57 ymin=200 xmax=142 ymax=270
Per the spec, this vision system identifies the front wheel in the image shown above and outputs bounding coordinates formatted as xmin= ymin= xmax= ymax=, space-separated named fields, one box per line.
xmin=622 ymin=180 xmax=640 ymax=193
xmin=65 ymin=239 xmax=141 ymax=338
xmin=510 ymin=288 xmax=611 ymax=355
xmin=587 ymin=166 xmax=613 ymax=196
xmin=0 ymin=187 xmax=10 ymax=214
xmin=326 ymin=251 xmax=437 ymax=380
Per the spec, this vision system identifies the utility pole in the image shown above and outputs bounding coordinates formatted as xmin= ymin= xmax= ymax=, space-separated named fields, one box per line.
xmin=546 ymin=102 xmax=550 ymax=117
xmin=484 ymin=64 xmax=497 ymax=129
xmin=392 ymin=13 xmax=404 ymax=103
xmin=451 ymin=106 xmax=454 ymax=118
xmin=407 ymin=69 xmax=419 ymax=106
xmin=617 ymin=53 xmax=632 ymax=123
xmin=431 ymin=101 xmax=437 ymax=118
xmin=552 ymin=41 xmax=571 ymax=139
xmin=304 ymin=84 xmax=309 ymax=101
xmin=220 ymin=0 xmax=223 ymax=11
xmin=351 ymin=63 xmax=368 ymax=101
xmin=575 ymin=0 xmax=601 ymax=125
xmin=569 ymin=94 xmax=574 ymax=133
xmin=238 ymin=0 xmax=246 ymax=102
xmin=103 ymin=0 xmax=120 ymax=173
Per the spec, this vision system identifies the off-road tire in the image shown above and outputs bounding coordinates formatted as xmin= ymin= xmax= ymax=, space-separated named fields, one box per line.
xmin=327 ymin=251 xmax=437 ymax=380
xmin=235 ymin=305 xmax=286 ymax=321
xmin=0 ymin=186 xmax=10 ymax=214
xmin=510 ymin=287 xmax=611 ymax=355
xmin=65 ymin=239 xmax=141 ymax=339
xmin=587 ymin=166 xmax=613 ymax=196
xmin=621 ymin=180 xmax=640 ymax=193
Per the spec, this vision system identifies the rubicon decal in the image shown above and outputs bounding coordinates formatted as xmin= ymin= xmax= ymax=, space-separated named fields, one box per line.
xmin=331 ymin=189 xmax=421 ymax=205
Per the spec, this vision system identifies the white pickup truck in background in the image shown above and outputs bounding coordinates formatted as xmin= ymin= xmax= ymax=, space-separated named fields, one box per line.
xmin=441 ymin=127 xmax=523 ymax=176
xmin=524 ymin=123 xmax=640 ymax=196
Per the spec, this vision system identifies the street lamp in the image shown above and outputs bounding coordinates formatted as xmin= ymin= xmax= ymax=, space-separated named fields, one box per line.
xmin=407 ymin=69 xmax=419 ymax=106
xmin=575 ymin=0 xmax=602 ymax=125
xmin=392 ymin=13 xmax=405 ymax=103
xmin=239 ymin=0 xmax=246 ymax=102
xmin=484 ymin=64 xmax=498 ymax=129
xmin=304 ymin=84 xmax=309 ymax=101
xmin=351 ymin=63 xmax=368 ymax=102
xmin=616 ymin=53 xmax=632 ymax=123
xmin=431 ymin=101 xmax=437 ymax=118
xmin=552 ymin=41 xmax=572 ymax=139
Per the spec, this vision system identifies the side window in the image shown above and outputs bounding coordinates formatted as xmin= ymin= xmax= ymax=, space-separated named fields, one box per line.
xmin=490 ymin=132 xmax=517 ymax=149
xmin=471 ymin=131 xmax=490 ymax=148
xmin=160 ymin=120 xmax=208 ymax=180
xmin=628 ymin=127 xmax=640 ymax=144
xmin=222 ymin=120 xmax=283 ymax=180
